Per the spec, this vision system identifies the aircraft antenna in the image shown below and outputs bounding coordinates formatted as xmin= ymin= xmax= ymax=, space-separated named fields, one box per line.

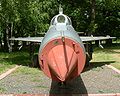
xmin=59 ymin=4 xmax=63 ymax=14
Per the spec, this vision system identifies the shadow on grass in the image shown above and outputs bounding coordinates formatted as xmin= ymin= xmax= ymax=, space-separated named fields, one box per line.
xmin=83 ymin=61 xmax=116 ymax=72
xmin=93 ymin=43 xmax=120 ymax=53
xmin=103 ymin=50 xmax=120 ymax=54
xmin=3 ymin=56 xmax=31 ymax=66
xmin=1 ymin=51 xmax=31 ymax=66
xmin=49 ymin=76 xmax=88 ymax=95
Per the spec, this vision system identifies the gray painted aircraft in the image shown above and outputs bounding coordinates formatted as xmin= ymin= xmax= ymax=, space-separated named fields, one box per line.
xmin=10 ymin=7 xmax=115 ymax=82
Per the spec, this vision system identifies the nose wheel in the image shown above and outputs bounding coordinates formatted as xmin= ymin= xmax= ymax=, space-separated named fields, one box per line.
xmin=58 ymin=82 xmax=66 ymax=87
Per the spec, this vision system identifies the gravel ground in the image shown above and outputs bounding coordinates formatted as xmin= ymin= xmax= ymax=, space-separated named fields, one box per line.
xmin=0 ymin=65 xmax=120 ymax=94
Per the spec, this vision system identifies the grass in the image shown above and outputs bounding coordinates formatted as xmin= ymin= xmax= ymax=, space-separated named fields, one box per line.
xmin=0 ymin=51 xmax=31 ymax=75
xmin=36 ymin=85 xmax=49 ymax=89
xmin=11 ymin=66 xmax=44 ymax=83
xmin=13 ymin=66 xmax=42 ymax=76
xmin=91 ymin=43 xmax=120 ymax=70
xmin=0 ymin=87 xmax=6 ymax=93
xmin=113 ymin=74 xmax=120 ymax=78
xmin=0 ymin=41 xmax=120 ymax=76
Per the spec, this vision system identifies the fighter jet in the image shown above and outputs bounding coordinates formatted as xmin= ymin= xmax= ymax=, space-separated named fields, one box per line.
xmin=10 ymin=7 xmax=115 ymax=82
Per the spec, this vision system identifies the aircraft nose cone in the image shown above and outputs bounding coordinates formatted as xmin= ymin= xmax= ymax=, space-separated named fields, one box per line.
xmin=39 ymin=38 xmax=86 ymax=82
xmin=47 ymin=44 xmax=76 ymax=81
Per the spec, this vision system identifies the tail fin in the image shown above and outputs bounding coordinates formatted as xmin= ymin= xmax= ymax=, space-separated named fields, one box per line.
xmin=59 ymin=4 xmax=63 ymax=14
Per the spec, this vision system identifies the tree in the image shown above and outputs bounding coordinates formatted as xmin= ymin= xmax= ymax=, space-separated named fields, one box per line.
xmin=0 ymin=0 xmax=120 ymax=51
xmin=0 ymin=0 xmax=16 ymax=51
xmin=95 ymin=0 xmax=120 ymax=37
xmin=0 ymin=0 xmax=58 ymax=51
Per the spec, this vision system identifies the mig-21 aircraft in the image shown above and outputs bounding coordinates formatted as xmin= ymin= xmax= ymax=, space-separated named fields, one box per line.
xmin=10 ymin=7 xmax=115 ymax=82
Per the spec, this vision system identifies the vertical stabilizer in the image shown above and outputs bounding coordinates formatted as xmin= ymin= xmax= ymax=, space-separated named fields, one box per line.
xmin=59 ymin=5 xmax=63 ymax=14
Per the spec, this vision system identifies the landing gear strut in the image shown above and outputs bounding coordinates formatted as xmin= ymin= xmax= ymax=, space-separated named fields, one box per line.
xmin=58 ymin=82 xmax=66 ymax=87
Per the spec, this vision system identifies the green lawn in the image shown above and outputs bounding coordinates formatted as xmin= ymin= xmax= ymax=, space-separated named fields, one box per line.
xmin=0 ymin=43 xmax=120 ymax=75
xmin=0 ymin=51 xmax=31 ymax=75
xmin=91 ymin=44 xmax=120 ymax=70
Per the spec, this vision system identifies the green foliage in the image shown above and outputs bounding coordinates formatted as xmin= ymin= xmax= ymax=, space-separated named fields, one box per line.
xmin=0 ymin=0 xmax=120 ymax=51
xmin=95 ymin=0 xmax=120 ymax=37
xmin=0 ymin=0 xmax=58 ymax=38
xmin=61 ymin=0 xmax=91 ymax=32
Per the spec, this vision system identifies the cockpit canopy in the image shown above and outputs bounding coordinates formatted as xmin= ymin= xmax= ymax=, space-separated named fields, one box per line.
xmin=50 ymin=14 xmax=72 ymax=26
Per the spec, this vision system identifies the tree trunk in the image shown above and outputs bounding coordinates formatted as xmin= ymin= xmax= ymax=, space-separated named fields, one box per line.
xmin=3 ymin=22 xmax=10 ymax=52
xmin=3 ymin=29 xmax=8 ymax=51
xmin=13 ymin=30 xmax=19 ymax=51
xmin=91 ymin=0 xmax=96 ymax=22
xmin=9 ymin=22 xmax=13 ymax=52
xmin=0 ymin=37 xmax=3 ymax=49
xmin=89 ymin=0 xmax=96 ymax=36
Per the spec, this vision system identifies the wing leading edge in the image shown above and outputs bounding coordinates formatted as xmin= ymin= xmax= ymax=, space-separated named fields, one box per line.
xmin=9 ymin=36 xmax=116 ymax=42
xmin=80 ymin=36 xmax=116 ymax=42
xmin=9 ymin=37 xmax=44 ymax=42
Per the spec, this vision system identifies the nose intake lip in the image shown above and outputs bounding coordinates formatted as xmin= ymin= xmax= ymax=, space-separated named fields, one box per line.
xmin=39 ymin=38 xmax=86 ymax=82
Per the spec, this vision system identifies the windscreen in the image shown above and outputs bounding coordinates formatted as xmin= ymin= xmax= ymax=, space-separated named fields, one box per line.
xmin=57 ymin=15 xmax=65 ymax=23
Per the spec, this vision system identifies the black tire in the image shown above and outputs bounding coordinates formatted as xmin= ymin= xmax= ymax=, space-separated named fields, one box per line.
xmin=85 ymin=53 xmax=90 ymax=67
xmin=32 ymin=54 xmax=40 ymax=68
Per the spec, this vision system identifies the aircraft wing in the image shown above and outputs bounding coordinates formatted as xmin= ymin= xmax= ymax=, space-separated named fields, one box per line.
xmin=80 ymin=36 xmax=116 ymax=42
xmin=10 ymin=36 xmax=115 ymax=43
xmin=9 ymin=37 xmax=44 ymax=42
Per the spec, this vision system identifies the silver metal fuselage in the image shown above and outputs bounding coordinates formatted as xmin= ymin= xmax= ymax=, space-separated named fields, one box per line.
xmin=39 ymin=13 xmax=85 ymax=54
